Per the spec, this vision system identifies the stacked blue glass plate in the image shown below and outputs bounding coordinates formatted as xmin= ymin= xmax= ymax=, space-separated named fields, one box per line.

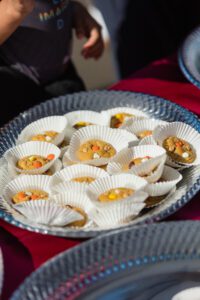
xmin=11 ymin=221 xmax=200 ymax=300
xmin=179 ymin=26 xmax=200 ymax=88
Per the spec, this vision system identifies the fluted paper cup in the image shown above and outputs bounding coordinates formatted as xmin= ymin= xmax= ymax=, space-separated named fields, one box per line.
xmin=64 ymin=110 xmax=110 ymax=142
xmin=52 ymin=192 xmax=94 ymax=213
xmin=139 ymin=135 xmax=157 ymax=146
xmin=3 ymin=175 xmax=51 ymax=205
xmin=50 ymin=164 xmax=109 ymax=186
xmin=101 ymin=107 xmax=149 ymax=128
xmin=51 ymin=181 xmax=87 ymax=195
xmin=145 ymin=166 xmax=182 ymax=197
xmin=121 ymin=119 xmax=167 ymax=139
xmin=87 ymin=173 xmax=148 ymax=208
xmin=17 ymin=116 xmax=67 ymax=146
xmin=107 ymin=145 xmax=166 ymax=182
xmin=4 ymin=141 xmax=60 ymax=175
xmin=65 ymin=110 xmax=110 ymax=128
xmin=153 ymin=122 xmax=200 ymax=166
xmin=89 ymin=198 xmax=146 ymax=228
xmin=67 ymin=125 xmax=137 ymax=166
xmin=14 ymin=200 xmax=84 ymax=227
xmin=8 ymin=159 xmax=62 ymax=179
xmin=62 ymin=149 xmax=76 ymax=167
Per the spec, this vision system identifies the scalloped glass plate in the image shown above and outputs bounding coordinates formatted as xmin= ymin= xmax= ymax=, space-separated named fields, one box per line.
xmin=0 ymin=91 xmax=200 ymax=238
xmin=11 ymin=221 xmax=200 ymax=300
xmin=179 ymin=26 xmax=200 ymax=88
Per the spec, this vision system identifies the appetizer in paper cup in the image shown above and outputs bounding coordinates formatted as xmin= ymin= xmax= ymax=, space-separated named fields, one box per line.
xmin=8 ymin=159 xmax=62 ymax=178
xmin=89 ymin=199 xmax=146 ymax=228
xmin=145 ymin=166 xmax=182 ymax=199
xmin=52 ymin=192 xmax=94 ymax=228
xmin=122 ymin=119 xmax=167 ymax=139
xmin=87 ymin=173 xmax=148 ymax=208
xmin=50 ymin=164 xmax=109 ymax=186
xmin=51 ymin=181 xmax=87 ymax=195
xmin=67 ymin=125 xmax=137 ymax=167
xmin=139 ymin=135 xmax=157 ymax=146
xmin=153 ymin=122 xmax=200 ymax=166
xmin=65 ymin=110 xmax=110 ymax=129
xmin=107 ymin=145 xmax=166 ymax=183
xmin=4 ymin=141 xmax=60 ymax=175
xmin=17 ymin=116 xmax=67 ymax=146
xmin=3 ymin=175 xmax=51 ymax=205
xmin=14 ymin=200 xmax=84 ymax=227
xmin=102 ymin=107 xmax=148 ymax=128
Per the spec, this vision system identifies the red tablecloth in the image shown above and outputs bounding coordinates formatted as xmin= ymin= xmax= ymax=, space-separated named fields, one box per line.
xmin=1 ymin=55 xmax=200 ymax=300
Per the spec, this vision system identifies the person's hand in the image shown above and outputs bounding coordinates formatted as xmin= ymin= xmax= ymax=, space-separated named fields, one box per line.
xmin=72 ymin=1 xmax=104 ymax=60
xmin=2 ymin=0 xmax=35 ymax=20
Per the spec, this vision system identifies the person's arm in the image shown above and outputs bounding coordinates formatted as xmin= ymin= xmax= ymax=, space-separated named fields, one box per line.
xmin=71 ymin=1 xmax=104 ymax=60
xmin=0 ymin=0 xmax=35 ymax=45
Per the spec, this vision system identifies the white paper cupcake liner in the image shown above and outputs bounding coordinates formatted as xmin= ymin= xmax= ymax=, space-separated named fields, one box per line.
xmin=8 ymin=159 xmax=62 ymax=179
xmin=51 ymin=181 xmax=87 ymax=195
xmin=107 ymin=145 xmax=166 ymax=181
xmin=17 ymin=116 xmax=67 ymax=146
xmin=153 ymin=122 xmax=200 ymax=166
xmin=145 ymin=187 xmax=176 ymax=209
xmin=145 ymin=166 xmax=183 ymax=197
xmin=59 ymin=138 xmax=70 ymax=158
xmin=65 ymin=110 xmax=110 ymax=127
xmin=52 ymin=192 xmax=94 ymax=214
xmin=64 ymin=110 xmax=110 ymax=143
xmin=87 ymin=174 xmax=148 ymax=208
xmin=68 ymin=126 xmax=137 ymax=166
xmin=101 ymin=107 xmax=149 ymax=128
xmin=62 ymin=149 xmax=76 ymax=167
xmin=14 ymin=200 xmax=84 ymax=227
xmin=89 ymin=200 xmax=146 ymax=228
xmin=50 ymin=164 xmax=109 ymax=186
xmin=3 ymin=175 xmax=51 ymax=205
xmin=129 ymin=159 xmax=166 ymax=183
xmin=139 ymin=135 xmax=157 ymax=146
xmin=4 ymin=141 xmax=60 ymax=175
xmin=121 ymin=119 xmax=167 ymax=137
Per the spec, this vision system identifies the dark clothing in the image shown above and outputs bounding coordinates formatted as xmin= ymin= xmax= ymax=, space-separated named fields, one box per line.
xmin=0 ymin=0 xmax=72 ymax=84
xmin=0 ymin=0 xmax=86 ymax=127
xmin=95 ymin=0 xmax=200 ymax=78
xmin=0 ymin=59 xmax=85 ymax=127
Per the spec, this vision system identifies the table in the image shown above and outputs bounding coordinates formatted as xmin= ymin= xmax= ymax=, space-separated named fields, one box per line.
xmin=1 ymin=54 xmax=200 ymax=300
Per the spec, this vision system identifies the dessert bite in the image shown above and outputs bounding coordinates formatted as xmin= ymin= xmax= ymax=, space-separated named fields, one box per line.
xmin=72 ymin=177 xmax=95 ymax=184
xmin=30 ymin=131 xmax=58 ymax=143
xmin=110 ymin=113 xmax=133 ymax=128
xmin=76 ymin=139 xmax=116 ymax=161
xmin=162 ymin=136 xmax=196 ymax=164
xmin=12 ymin=189 xmax=49 ymax=204
xmin=129 ymin=156 xmax=152 ymax=168
xmin=137 ymin=130 xmax=152 ymax=139
xmin=66 ymin=205 xmax=88 ymax=227
xmin=17 ymin=154 xmax=55 ymax=170
xmin=98 ymin=187 xmax=134 ymax=203
xmin=73 ymin=122 xmax=93 ymax=130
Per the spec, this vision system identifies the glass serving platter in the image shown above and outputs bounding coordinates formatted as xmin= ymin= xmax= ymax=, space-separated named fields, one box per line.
xmin=0 ymin=90 xmax=200 ymax=238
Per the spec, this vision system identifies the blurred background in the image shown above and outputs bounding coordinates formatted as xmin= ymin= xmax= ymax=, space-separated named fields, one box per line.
xmin=72 ymin=0 xmax=117 ymax=89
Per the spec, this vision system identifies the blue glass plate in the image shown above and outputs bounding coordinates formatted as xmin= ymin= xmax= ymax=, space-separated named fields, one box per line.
xmin=11 ymin=221 xmax=200 ymax=300
xmin=0 ymin=91 xmax=200 ymax=238
xmin=179 ymin=26 xmax=200 ymax=88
